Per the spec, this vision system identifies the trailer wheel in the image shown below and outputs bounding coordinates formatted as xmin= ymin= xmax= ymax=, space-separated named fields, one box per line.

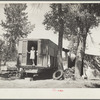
xmin=53 ymin=70 xmax=64 ymax=80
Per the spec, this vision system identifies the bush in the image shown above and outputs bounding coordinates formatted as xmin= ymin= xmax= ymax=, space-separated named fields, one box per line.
xmin=64 ymin=67 xmax=75 ymax=79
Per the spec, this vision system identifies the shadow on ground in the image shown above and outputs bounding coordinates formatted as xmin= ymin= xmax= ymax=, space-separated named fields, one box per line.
xmin=85 ymin=83 xmax=100 ymax=88
xmin=85 ymin=79 xmax=100 ymax=88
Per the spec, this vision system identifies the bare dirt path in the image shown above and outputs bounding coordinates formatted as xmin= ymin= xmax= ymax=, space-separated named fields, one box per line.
xmin=0 ymin=78 xmax=100 ymax=88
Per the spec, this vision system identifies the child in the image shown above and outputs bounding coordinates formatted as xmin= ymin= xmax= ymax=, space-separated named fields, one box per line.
xmin=28 ymin=47 xmax=35 ymax=65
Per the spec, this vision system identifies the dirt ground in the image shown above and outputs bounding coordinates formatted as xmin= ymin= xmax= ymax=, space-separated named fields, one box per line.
xmin=0 ymin=78 xmax=100 ymax=88
xmin=0 ymin=62 xmax=100 ymax=88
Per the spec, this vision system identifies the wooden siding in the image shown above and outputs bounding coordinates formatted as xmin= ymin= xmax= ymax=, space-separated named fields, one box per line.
xmin=18 ymin=40 xmax=23 ymax=53
xmin=18 ymin=39 xmax=58 ymax=68
xmin=22 ymin=40 xmax=27 ymax=65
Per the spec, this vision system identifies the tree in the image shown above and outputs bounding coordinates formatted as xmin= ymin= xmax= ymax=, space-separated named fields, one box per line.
xmin=57 ymin=4 xmax=64 ymax=70
xmin=1 ymin=4 xmax=34 ymax=63
xmin=43 ymin=4 xmax=77 ymax=70
xmin=43 ymin=4 xmax=63 ymax=70
xmin=43 ymin=3 xmax=100 ymax=78
xmin=69 ymin=4 xmax=100 ymax=78
xmin=0 ymin=39 xmax=5 ymax=66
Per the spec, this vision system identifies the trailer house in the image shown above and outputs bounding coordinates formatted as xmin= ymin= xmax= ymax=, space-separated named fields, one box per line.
xmin=17 ymin=39 xmax=58 ymax=77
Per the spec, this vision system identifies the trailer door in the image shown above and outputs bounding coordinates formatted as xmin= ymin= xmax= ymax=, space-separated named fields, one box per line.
xmin=21 ymin=40 xmax=27 ymax=65
xmin=18 ymin=40 xmax=23 ymax=53
xmin=37 ymin=40 xmax=42 ymax=66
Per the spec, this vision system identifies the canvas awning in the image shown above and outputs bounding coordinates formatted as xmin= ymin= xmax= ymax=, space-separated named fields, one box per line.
xmin=85 ymin=32 xmax=100 ymax=56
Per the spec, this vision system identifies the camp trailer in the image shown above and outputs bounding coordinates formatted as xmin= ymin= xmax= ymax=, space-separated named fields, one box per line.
xmin=17 ymin=39 xmax=58 ymax=77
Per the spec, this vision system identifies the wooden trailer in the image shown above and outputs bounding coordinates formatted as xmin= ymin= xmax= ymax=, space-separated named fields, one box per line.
xmin=17 ymin=38 xmax=58 ymax=78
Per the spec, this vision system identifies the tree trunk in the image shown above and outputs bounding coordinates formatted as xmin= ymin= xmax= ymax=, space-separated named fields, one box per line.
xmin=0 ymin=52 xmax=1 ymax=67
xmin=57 ymin=30 xmax=63 ymax=70
xmin=57 ymin=4 xmax=64 ymax=70
xmin=75 ymin=28 xmax=87 ymax=78
xmin=0 ymin=59 xmax=1 ymax=67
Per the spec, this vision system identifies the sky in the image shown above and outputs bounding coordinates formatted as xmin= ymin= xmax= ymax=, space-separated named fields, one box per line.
xmin=0 ymin=3 xmax=100 ymax=55
xmin=0 ymin=3 xmax=69 ymax=49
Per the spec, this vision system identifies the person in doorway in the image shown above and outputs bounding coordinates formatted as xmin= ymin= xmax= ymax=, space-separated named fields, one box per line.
xmin=28 ymin=47 xmax=35 ymax=66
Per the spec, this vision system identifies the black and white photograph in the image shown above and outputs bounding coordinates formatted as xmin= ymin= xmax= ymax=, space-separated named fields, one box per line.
xmin=0 ymin=1 xmax=100 ymax=91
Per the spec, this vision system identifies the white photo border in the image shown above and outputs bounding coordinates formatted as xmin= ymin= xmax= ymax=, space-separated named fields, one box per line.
xmin=0 ymin=1 xmax=100 ymax=99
